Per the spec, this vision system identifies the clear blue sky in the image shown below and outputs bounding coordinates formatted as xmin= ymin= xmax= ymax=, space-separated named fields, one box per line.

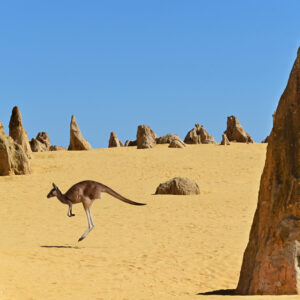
xmin=0 ymin=1 xmax=299 ymax=148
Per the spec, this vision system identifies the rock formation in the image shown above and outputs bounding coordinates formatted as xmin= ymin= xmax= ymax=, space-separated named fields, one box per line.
xmin=0 ymin=122 xmax=31 ymax=175
xmin=124 ymin=140 xmax=137 ymax=147
xmin=184 ymin=124 xmax=215 ymax=144
xmin=236 ymin=48 xmax=300 ymax=295
xmin=224 ymin=116 xmax=253 ymax=143
xmin=50 ymin=145 xmax=67 ymax=151
xmin=0 ymin=122 xmax=6 ymax=135
xmin=30 ymin=132 xmax=50 ymax=152
xmin=156 ymin=134 xmax=180 ymax=144
xmin=108 ymin=132 xmax=122 ymax=148
xmin=30 ymin=138 xmax=47 ymax=152
xmin=9 ymin=106 xmax=32 ymax=158
xmin=68 ymin=115 xmax=92 ymax=151
xmin=36 ymin=132 xmax=50 ymax=150
xmin=155 ymin=177 xmax=200 ymax=195
xmin=169 ymin=137 xmax=186 ymax=148
xmin=136 ymin=125 xmax=157 ymax=149
xmin=220 ymin=134 xmax=230 ymax=146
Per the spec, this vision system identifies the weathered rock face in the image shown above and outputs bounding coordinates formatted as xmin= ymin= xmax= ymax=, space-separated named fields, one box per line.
xmin=36 ymin=132 xmax=50 ymax=150
xmin=236 ymin=48 xmax=300 ymax=295
xmin=184 ymin=124 xmax=215 ymax=144
xmin=156 ymin=134 xmax=180 ymax=144
xmin=169 ymin=137 xmax=186 ymax=148
xmin=155 ymin=177 xmax=200 ymax=195
xmin=68 ymin=115 xmax=92 ymax=151
xmin=50 ymin=145 xmax=67 ymax=151
xmin=30 ymin=138 xmax=47 ymax=152
xmin=9 ymin=106 xmax=32 ymax=158
xmin=220 ymin=134 xmax=230 ymax=146
xmin=30 ymin=132 xmax=50 ymax=152
xmin=108 ymin=132 xmax=122 ymax=148
xmin=0 ymin=125 xmax=31 ymax=175
xmin=124 ymin=140 xmax=137 ymax=147
xmin=136 ymin=125 xmax=157 ymax=149
xmin=224 ymin=116 xmax=253 ymax=143
xmin=0 ymin=122 xmax=6 ymax=135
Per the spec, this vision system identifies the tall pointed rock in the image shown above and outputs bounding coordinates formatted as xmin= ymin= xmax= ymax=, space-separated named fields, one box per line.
xmin=0 ymin=121 xmax=31 ymax=175
xmin=68 ymin=115 xmax=92 ymax=151
xmin=9 ymin=106 xmax=32 ymax=158
xmin=237 ymin=48 xmax=300 ymax=295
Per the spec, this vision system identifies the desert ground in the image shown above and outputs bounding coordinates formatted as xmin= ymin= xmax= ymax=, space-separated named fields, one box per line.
xmin=0 ymin=143 xmax=299 ymax=299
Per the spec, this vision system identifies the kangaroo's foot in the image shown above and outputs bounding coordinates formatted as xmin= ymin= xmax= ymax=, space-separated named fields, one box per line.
xmin=78 ymin=225 xmax=94 ymax=242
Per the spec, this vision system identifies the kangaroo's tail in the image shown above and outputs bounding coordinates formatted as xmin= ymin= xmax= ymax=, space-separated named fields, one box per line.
xmin=103 ymin=186 xmax=146 ymax=206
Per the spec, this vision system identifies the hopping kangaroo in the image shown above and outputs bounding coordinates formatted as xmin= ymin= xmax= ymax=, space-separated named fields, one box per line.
xmin=47 ymin=180 xmax=146 ymax=242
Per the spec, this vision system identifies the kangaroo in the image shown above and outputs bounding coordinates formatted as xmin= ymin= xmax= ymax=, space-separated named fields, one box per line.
xmin=47 ymin=180 xmax=146 ymax=242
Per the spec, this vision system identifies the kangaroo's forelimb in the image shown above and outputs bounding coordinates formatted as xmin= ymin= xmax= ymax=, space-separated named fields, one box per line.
xmin=67 ymin=201 xmax=75 ymax=217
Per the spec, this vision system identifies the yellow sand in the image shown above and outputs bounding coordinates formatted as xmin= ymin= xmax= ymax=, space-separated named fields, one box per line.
xmin=0 ymin=143 xmax=299 ymax=300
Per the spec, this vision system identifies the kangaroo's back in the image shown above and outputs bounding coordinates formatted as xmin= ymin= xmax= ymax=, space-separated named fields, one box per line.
xmin=65 ymin=180 xmax=146 ymax=205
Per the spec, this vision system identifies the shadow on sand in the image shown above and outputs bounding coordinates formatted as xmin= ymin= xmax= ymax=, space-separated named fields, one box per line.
xmin=40 ymin=245 xmax=80 ymax=249
xmin=198 ymin=289 xmax=236 ymax=296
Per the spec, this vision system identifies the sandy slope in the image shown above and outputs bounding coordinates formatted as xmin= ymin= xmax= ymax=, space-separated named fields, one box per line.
xmin=0 ymin=143 xmax=299 ymax=299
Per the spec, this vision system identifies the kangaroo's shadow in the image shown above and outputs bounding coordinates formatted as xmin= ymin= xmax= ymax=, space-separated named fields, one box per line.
xmin=40 ymin=245 xmax=81 ymax=249
xmin=198 ymin=289 xmax=236 ymax=295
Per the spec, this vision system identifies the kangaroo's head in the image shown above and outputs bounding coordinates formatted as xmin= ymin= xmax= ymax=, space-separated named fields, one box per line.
xmin=47 ymin=183 xmax=61 ymax=198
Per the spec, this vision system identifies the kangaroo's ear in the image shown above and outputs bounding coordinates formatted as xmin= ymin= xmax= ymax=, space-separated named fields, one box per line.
xmin=52 ymin=183 xmax=58 ymax=190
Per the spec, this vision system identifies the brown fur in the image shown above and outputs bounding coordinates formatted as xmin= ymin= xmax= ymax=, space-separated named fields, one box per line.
xmin=47 ymin=180 xmax=146 ymax=242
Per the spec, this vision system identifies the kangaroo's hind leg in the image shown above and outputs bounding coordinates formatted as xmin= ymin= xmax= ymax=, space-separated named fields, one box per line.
xmin=78 ymin=199 xmax=94 ymax=242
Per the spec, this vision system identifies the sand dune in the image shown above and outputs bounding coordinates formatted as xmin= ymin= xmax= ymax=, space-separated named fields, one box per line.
xmin=0 ymin=143 xmax=299 ymax=299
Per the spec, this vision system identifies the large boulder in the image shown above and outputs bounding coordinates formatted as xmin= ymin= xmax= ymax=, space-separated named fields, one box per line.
xmin=236 ymin=48 xmax=300 ymax=295
xmin=224 ymin=116 xmax=253 ymax=143
xmin=36 ymin=132 xmax=50 ymax=150
xmin=9 ymin=106 xmax=32 ymax=158
xmin=155 ymin=177 xmax=200 ymax=195
xmin=0 ymin=122 xmax=31 ymax=175
xmin=136 ymin=125 xmax=157 ymax=149
xmin=108 ymin=132 xmax=122 ymax=148
xmin=156 ymin=134 xmax=180 ymax=144
xmin=30 ymin=132 xmax=50 ymax=152
xmin=169 ymin=137 xmax=186 ymax=148
xmin=68 ymin=115 xmax=92 ymax=151
xmin=30 ymin=138 xmax=47 ymax=152
xmin=184 ymin=124 xmax=215 ymax=144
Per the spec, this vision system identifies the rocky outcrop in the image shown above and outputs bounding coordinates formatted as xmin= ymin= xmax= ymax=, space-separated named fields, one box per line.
xmin=30 ymin=138 xmax=47 ymax=152
xmin=0 ymin=122 xmax=6 ymax=135
xmin=169 ymin=137 xmax=186 ymax=148
xmin=184 ymin=124 xmax=215 ymax=144
xmin=30 ymin=132 xmax=50 ymax=152
xmin=155 ymin=177 xmax=200 ymax=195
xmin=36 ymin=132 xmax=50 ymax=150
xmin=136 ymin=125 xmax=157 ymax=149
xmin=125 ymin=140 xmax=137 ymax=147
xmin=9 ymin=106 xmax=32 ymax=158
xmin=220 ymin=134 xmax=230 ymax=146
xmin=224 ymin=116 xmax=253 ymax=143
xmin=68 ymin=115 xmax=92 ymax=151
xmin=156 ymin=134 xmax=180 ymax=144
xmin=236 ymin=48 xmax=300 ymax=295
xmin=0 ymin=123 xmax=31 ymax=175
xmin=50 ymin=145 xmax=67 ymax=151
xmin=108 ymin=132 xmax=122 ymax=148
xmin=261 ymin=136 xmax=269 ymax=143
